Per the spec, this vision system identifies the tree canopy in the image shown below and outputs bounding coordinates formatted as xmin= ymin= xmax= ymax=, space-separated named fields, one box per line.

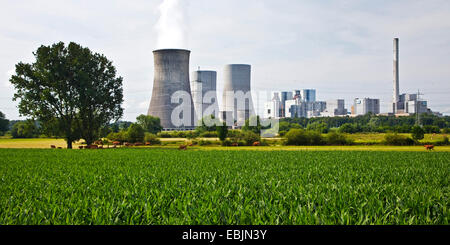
xmin=10 ymin=42 xmax=123 ymax=148
xmin=0 ymin=111 xmax=9 ymax=135
xmin=136 ymin=114 xmax=163 ymax=134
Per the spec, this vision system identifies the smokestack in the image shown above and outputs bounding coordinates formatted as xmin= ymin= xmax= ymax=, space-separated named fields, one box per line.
xmin=393 ymin=38 xmax=400 ymax=112
xmin=148 ymin=49 xmax=194 ymax=129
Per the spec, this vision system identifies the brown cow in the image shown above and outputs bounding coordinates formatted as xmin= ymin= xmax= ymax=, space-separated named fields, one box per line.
xmin=253 ymin=141 xmax=261 ymax=146
xmin=145 ymin=142 xmax=151 ymax=146
xmin=424 ymin=145 xmax=435 ymax=151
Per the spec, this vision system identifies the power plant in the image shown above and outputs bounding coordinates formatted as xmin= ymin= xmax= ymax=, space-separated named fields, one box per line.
xmin=190 ymin=70 xmax=219 ymax=123
xmin=391 ymin=38 xmax=430 ymax=116
xmin=146 ymin=39 xmax=440 ymax=130
xmin=147 ymin=49 xmax=195 ymax=129
xmin=221 ymin=64 xmax=255 ymax=125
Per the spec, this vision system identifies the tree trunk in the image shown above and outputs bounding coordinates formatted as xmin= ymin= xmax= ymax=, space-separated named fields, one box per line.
xmin=67 ymin=140 xmax=73 ymax=149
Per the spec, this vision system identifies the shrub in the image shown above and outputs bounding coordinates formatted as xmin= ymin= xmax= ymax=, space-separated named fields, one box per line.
xmin=11 ymin=121 xmax=39 ymax=138
xmin=442 ymin=128 xmax=450 ymax=134
xmin=384 ymin=133 xmax=415 ymax=146
xmin=199 ymin=131 xmax=218 ymax=138
xmin=127 ymin=124 xmax=145 ymax=143
xmin=107 ymin=131 xmax=128 ymax=143
xmin=240 ymin=131 xmax=261 ymax=146
xmin=278 ymin=130 xmax=287 ymax=137
xmin=144 ymin=133 xmax=161 ymax=145
xmin=221 ymin=139 xmax=232 ymax=146
xmin=411 ymin=125 xmax=425 ymax=141
xmin=198 ymin=140 xmax=212 ymax=146
xmin=326 ymin=132 xmax=353 ymax=145
xmin=284 ymin=129 xmax=325 ymax=146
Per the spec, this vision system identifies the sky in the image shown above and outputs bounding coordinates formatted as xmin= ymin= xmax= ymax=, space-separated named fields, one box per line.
xmin=1 ymin=0 xmax=449 ymax=121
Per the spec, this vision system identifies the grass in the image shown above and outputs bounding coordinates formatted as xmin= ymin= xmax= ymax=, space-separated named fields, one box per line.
xmin=0 ymin=148 xmax=448 ymax=225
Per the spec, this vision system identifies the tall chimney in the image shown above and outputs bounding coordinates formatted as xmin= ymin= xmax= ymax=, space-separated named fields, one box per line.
xmin=393 ymin=38 xmax=400 ymax=112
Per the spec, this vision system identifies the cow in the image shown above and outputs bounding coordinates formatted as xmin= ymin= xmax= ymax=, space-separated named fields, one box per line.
xmin=253 ymin=141 xmax=261 ymax=146
xmin=179 ymin=145 xmax=187 ymax=150
xmin=145 ymin=142 xmax=151 ymax=146
xmin=424 ymin=145 xmax=435 ymax=151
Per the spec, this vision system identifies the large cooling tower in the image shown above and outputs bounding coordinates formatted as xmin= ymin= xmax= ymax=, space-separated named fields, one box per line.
xmin=190 ymin=71 xmax=219 ymax=124
xmin=148 ymin=49 xmax=194 ymax=129
xmin=222 ymin=64 xmax=255 ymax=125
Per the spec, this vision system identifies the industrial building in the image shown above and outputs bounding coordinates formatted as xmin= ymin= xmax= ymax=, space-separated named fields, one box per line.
xmin=148 ymin=49 xmax=195 ymax=130
xmin=353 ymin=98 xmax=380 ymax=115
xmin=221 ymin=64 xmax=255 ymax=126
xmin=391 ymin=38 xmax=430 ymax=115
xmin=322 ymin=99 xmax=348 ymax=117
xmin=264 ymin=92 xmax=281 ymax=119
xmin=190 ymin=70 xmax=219 ymax=124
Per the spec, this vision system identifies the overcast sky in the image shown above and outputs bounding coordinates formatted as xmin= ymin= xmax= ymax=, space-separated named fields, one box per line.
xmin=1 ymin=0 xmax=449 ymax=121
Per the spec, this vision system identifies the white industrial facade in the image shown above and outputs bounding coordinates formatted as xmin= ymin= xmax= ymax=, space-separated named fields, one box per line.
xmin=353 ymin=98 xmax=380 ymax=115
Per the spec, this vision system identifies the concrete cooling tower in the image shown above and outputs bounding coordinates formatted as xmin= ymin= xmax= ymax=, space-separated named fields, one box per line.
xmin=148 ymin=49 xmax=194 ymax=129
xmin=190 ymin=71 xmax=219 ymax=124
xmin=222 ymin=64 xmax=255 ymax=125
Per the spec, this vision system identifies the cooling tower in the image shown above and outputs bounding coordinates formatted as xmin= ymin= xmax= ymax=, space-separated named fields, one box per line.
xmin=148 ymin=49 xmax=194 ymax=129
xmin=222 ymin=64 xmax=255 ymax=125
xmin=190 ymin=71 xmax=219 ymax=124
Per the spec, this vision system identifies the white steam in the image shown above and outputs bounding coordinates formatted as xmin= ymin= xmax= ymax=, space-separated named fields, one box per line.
xmin=155 ymin=0 xmax=188 ymax=49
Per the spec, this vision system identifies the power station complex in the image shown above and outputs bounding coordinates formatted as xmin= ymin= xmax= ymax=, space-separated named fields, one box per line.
xmin=148 ymin=38 xmax=440 ymax=130
xmin=147 ymin=49 xmax=254 ymax=130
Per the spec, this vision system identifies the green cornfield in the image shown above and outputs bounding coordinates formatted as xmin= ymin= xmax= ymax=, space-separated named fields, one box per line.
xmin=0 ymin=148 xmax=448 ymax=225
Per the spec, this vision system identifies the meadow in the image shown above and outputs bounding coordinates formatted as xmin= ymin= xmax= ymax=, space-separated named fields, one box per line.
xmin=0 ymin=148 xmax=448 ymax=225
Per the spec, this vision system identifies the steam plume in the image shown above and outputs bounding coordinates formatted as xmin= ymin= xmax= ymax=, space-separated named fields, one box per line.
xmin=155 ymin=0 xmax=188 ymax=49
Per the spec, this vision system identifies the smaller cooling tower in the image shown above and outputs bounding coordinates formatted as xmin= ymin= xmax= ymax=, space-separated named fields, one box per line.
xmin=222 ymin=64 xmax=255 ymax=125
xmin=148 ymin=49 xmax=194 ymax=129
xmin=190 ymin=71 xmax=219 ymax=124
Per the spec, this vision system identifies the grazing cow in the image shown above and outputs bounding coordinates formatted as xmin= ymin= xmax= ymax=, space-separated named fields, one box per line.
xmin=179 ymin=145 xmax=187 ymax=150
xmin=124 ymin=142 xmax=131 ymax=147
xmin=145 ymin=142 xmax=151 ymax=146
xmin=253 ymin=141 xmax=261 ymax=146
xmin=424 ymin=145 xmax=435 ymax=151
xmin=50 ymin=145 xmax=56 ymax=149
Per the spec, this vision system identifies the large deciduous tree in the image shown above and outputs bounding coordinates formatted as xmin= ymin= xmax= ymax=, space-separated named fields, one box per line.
xmin=10 ymin=42 xmax=123 ymax=148
xmin=136 ymin=114 xmax=163 ymax=134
